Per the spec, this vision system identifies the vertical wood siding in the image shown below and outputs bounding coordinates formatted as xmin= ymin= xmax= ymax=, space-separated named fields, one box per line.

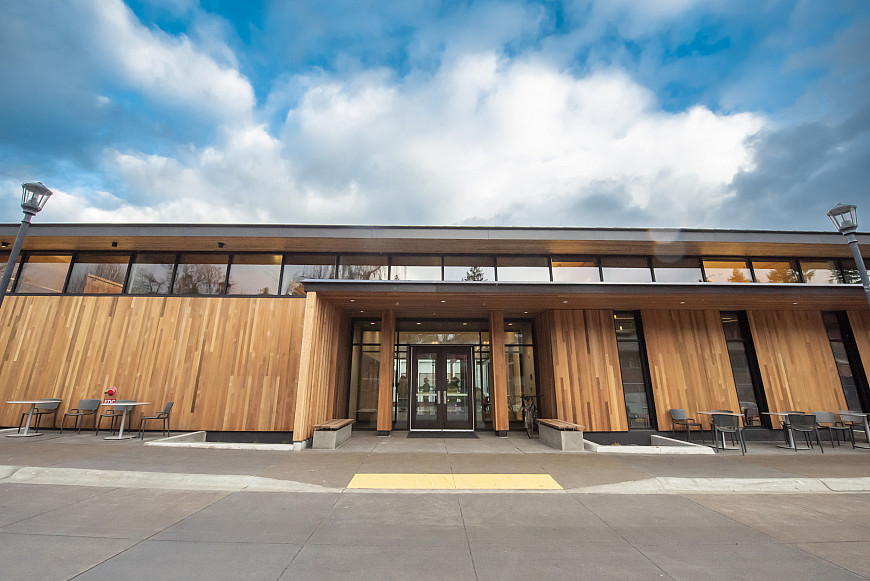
xmin=534 ymin=310 xmax=627 ymax=431
xmin=641 ymin=309 xmax=739 ymax=430
xmin=748 ymin=310 xmax=846 ymax=414
xmin=0 ymin=295 xmax=305 ymax=431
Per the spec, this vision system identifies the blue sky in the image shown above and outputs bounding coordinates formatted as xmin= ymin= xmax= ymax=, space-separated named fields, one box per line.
xmin=1 ymin=0 xmax=868 ymax=230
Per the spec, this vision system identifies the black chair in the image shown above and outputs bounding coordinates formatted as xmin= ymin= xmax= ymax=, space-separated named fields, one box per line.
xmin=138 ymin=402 xmax=174 ymax=439
xmin=96 ymin=401 xmax=134 ymax=435
xmin=838 ymin=411 xmax=869 ymax=449
xmin=740 ymin=401 xmax=760 ymax=426
xmin=669 ymin=408 xmax=703 ymax=443
xmin=711 ymin=413 xmax=746 ymax=455
xmin=60 ymin=399 xmax=101 ymax=434
xmin=18 ymin=399 xmax=61 ymax=433
xmin=813 ymin=411 xmax=854 ymax=448
xmin=788 ymin=413 xmax=824 ymax=452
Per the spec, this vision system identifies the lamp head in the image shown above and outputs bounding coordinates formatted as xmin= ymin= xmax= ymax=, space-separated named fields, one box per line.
xmin=21 ymin=182 xmax=53 ymax=215
xmin=828 ymin=203 xmax=858 ymax=235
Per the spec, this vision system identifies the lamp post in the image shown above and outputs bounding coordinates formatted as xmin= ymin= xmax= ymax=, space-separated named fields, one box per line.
xmin=828 ymin=203 xmax=870 ymax=308
xmin=0 ymin=182 xmax=53 ymax=312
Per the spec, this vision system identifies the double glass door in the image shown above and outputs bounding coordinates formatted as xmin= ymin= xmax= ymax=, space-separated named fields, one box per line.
xmin=411 ymin=347 xmax=474 ymax=431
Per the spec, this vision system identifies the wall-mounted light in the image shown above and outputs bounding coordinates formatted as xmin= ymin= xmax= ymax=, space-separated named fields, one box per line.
xmin=217 ymin=242 xmax=225 ymax=249
xmin=1 ymin=242 xmax=8 ymax=248
xmin=111 ymin=241 xmax=118 ymax=248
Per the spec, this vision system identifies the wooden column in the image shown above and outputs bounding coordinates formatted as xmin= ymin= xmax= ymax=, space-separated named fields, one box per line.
xmin=376 ymin=309 xmax=396 ymax=435
xmin=489 ymin=310 xmax=510 ymax=436
xmin=292 ymin=292 xmax=321 ymax=443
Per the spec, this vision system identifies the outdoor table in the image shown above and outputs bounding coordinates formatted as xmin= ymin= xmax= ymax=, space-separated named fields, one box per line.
xmin=100 ymin=402 xmax=150 ymax=440
xmin=698 ymin=411 xmax=744 ymax=450
xmin=840 ymin=412 xmax=870 ymax=449
xmin=762 ymin=411 xmax=802 ymax=450
xmin=6 ymin=400 xmax=56 ymax=437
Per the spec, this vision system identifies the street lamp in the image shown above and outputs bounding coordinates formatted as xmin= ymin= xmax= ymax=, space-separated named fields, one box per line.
xmin=0 ymin=182 xmax=53 ymax=312
xmin=828 ymin=202 xmax=870 ymax=307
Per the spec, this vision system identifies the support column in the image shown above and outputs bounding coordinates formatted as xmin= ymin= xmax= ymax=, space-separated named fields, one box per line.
xmin=376 ymin=309 xmax=396 ymax=435
xmin=489 ymin=310 xmax=510 ymax=436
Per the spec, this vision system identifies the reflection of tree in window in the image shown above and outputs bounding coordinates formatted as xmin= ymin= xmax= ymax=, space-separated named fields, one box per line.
xmin=285 ymin=264 xmax=334 ymax=295
xmin=80 ymin=263 xmax=125 ymax=293
xmin=131 ymin=264 xmax=173 ymax=294
xmin=728 ymin=268 xmax=751 ymax=282
xmin=174 ymin=264 xmax=225 ymax=294
xmin=464 ymin=266 xmax=485 ymax=281
xmin=339 ymin=264 xmax=385 ymax=280
xmin=762 ymin=264 xmax=798 ymax=283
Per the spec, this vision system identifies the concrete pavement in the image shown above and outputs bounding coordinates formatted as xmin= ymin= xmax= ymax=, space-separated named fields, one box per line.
xmin=1 ymin=429 xmax=869 ymax=579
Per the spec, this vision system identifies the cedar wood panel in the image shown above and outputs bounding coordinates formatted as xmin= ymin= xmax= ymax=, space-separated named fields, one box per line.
xmin=534 ymin=309 xmax=627 ymax=431
xmin=641 ymin=309 xmax=739 ymax=430
xmin=0 ymin=295 xmax=305 ymax=432
xmin=748 ymin=310 xmax=846 ymax=415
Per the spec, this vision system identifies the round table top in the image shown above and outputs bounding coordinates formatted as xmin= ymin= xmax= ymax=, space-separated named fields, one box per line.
xmin=99 ymin=401 xmax=151 ymax=406
xmin=6 ymin=400 xmax=58 ymax=405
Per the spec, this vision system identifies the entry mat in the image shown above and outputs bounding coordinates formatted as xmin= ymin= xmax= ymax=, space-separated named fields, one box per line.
xmin=406 ymin=431 xmax=478 ymax=439
xmin=348 ymin=473 xmax=562 ymax=490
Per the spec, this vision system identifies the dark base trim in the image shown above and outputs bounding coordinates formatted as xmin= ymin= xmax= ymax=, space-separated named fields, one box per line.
xmin=495 ymin=430 xmax=508 ymax=437
xmin=377 ymin=430 xmax=390 ymax=436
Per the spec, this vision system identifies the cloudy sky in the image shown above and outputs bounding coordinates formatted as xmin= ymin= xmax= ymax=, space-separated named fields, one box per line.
xmin=1 ymin=0 xmax=868 ymax=230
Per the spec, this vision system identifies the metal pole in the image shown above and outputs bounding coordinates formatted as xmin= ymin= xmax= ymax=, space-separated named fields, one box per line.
xmin=845 ymin=232 xmax=870 ymax=309
xmin=0 ymin=210 xmax=34 ymax=313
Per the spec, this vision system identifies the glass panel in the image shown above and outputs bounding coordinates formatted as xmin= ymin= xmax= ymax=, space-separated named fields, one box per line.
xmin=822 ymin=312 xmax=842 ymax=341
xmin=505 ymin=321 xmax=533 ymax=344
xmin=172 ymin=254 xmax=228 ymax=295
xmin=613 ymin=313 xmax=638 ymax=341
xmin=67 ymin=254 xmax=129 ymax=294
xmin=0 ymin=253 xmax=22 ymax=292
xmin=720 ymin=312 xmax=743 ymax=341
xmin=506 ymin=344 xmax=536 ymax=423
xmin=703 ymin=259 xmax=752 ymax=283
xmin=652 ymin=257 xmax=704 ymax=283
xmin=227 ymin=254 xmax=281 ymax=295
xmin=617 ymin=341 xmax=651 ymax=428
xmin=414 ymin=352 xmax=438 ymax=425
xmin=398 ymin=331 xmax=483 ymax=345
xmin=390 ymin=255 xmax=441 ymax=281
xmin=15 ymin=255 xmax=71 ymax=293
xmin=830 ymin=341 xmax=862 ymax=411
xmin=127 ymin=253 xmax=175 ymax=295
xmin=475 ymin=347 xmax=492 ymax=429
xmin=839 ymin=258 xmax=870 ymax=285
xmin=496 ymin=256 xmax=550 ymax=282
xmin=751 ymin=260 xmax=800 ymax=283
xmin=445 ymin=352 xmax=470 ymax=424
xmin=727 ymin=342 xmax=758 ymax=405
xmin=281 ymin=254 xmax=335 ymax=295
xmin=551 ymin=257 xmax=600 ymax=282
xmin=348 ymin=345 xmax=380 ymax=428
xmin=394 ymin=346 xmax=409 ymax=430
xmin=800 ymin=259 xmax=843 ymax=285
xmin=443 ymin=256 xmax=495 ymax=281
xmin=338 ymin=255 xmax=388 ymax=280
xmin=601 ymin=257 xmax=652 ymax=283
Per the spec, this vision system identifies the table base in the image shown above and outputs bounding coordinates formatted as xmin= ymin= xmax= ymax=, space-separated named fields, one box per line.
xmin=7 ymin=432 xmax=43 ymax=438
xmin=104 ymin=435 xmax=134 ymax=440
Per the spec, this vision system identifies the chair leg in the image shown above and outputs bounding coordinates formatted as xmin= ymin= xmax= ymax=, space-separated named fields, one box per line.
xmin=815 ymin=429 xmax=824 ymax=453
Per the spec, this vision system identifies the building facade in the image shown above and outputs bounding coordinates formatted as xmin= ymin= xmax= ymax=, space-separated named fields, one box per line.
xmin=0 ymin=224 xmax=868 ymax=445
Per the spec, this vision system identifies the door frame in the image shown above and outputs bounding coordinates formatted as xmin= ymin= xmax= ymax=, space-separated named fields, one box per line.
xmin=409 ymin=345 xmax=475 ymax=431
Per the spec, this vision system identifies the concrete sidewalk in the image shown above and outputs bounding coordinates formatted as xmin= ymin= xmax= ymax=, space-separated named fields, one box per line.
xmin=2 ymin=429 xmax=870 ymax=580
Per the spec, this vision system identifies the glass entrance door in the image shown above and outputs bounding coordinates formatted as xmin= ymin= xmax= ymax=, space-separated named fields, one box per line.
xmin=411 ymin=347 xmax=473 ymax=431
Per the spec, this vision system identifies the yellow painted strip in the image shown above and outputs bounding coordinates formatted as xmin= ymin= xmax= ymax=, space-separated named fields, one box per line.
xmin=347 ymin=473 xmax=563 ymax=490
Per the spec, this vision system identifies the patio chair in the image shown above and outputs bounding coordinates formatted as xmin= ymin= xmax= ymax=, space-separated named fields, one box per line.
xmin=95 ymin=400 xmax=134 ymax=435
xmin=740 ymin=401 xmax=761 ymax=426
xmin=669 ymin=408 xmax=703 ymax=443
xmin=788 ymin=413 xmax=824 ymax=453
xmin=138 ymin=402 xmax=174 ymax=439
xmin=813 ymin=411 xmax=854 ymax=449
xmin=18 ymin=399 xmax=61 ymax=433
xmin=60 ymin=399 xmax=101 ymax=434
xmin=711 ymin=413 xmax=746 ymax=455
xmin=838 ymin=411 xmax=869 ymax=449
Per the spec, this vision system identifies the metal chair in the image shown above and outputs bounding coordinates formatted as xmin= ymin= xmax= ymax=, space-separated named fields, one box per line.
xmin=18 ymin=399 xmax=61 ymax=433
xmin=788 ymin=413 xmax=824 ymax=452
xmin=838 ymin=411 xmax=869 ymax=449
xmin=95 ymin=400 xmax=134 ymax=435
xmin=60 ymin=399 xmax=101 ymax=434
xmin=138 ymin=402 xmax=174 ymax=439
xmin=711 ymin=413 xmax=746 ymax=455
xmin=813 ymin=411 xmax=854 ymax=448
xmin=669 ymin=408 xmax=703 ymax=443
xmin=740 ymin=401 xmax=760 ymax=426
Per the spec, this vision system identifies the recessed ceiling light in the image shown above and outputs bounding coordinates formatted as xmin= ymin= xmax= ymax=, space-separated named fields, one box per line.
xmin=350 ymin=299 xmax=355 ymax=302
xmin=563 ymin=300 xmax=568 ymax=304
xmin=440 ymin=300 xmax=446 ymax=303
xmin=523 ymin=311 xmax=528 ymax=314
xmin=792 ymin=302 xmax=798 ymax=305
xmin=369 ymin=322 xmax=375 ymax=325
xmin=462 ymin=322 xmax=468 ymax=326
xmin=416 ymin=322 xmax=422 ymax=325
xmin=680 ymin=301 xmax=686 ymax=305
xmin=359 ymin=310 xmax=364 ymax=313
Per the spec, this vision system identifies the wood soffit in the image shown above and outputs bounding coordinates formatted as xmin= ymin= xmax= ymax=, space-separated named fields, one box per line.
xmin=0 ymin=224 xmax=867 ymax=258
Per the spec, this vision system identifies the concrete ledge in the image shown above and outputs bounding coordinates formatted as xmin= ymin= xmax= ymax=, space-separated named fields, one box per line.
xmin=313 ymin=423 xmax=352 ymax=449
xmin=584 ymin=436 xmax=715 ymax=455
xmin=145 ymin=431 xmax=299 ymax=451
xmin=538 ymin=423 xmax=585 ymax=451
